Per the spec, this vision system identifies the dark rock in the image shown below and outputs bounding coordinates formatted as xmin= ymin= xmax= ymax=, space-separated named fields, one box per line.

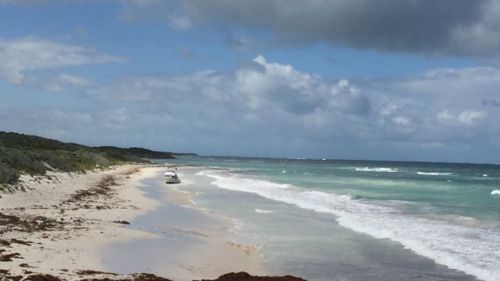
xmin=23 ymin=275 xmax=62 ymax=281
xmin=0 ymin=251 xmax=22 ymax=262
xmin=198 ymin=272 xmax=307 ymax=281
xmin=10 ymin=239 xmax=32 ymax=246
xmin=76 ymin=270 xmax=118 ymax=276
xmin=5 ymin=275 xmax=23 ymax=281
xmin=133 ymin=273 xmax=173 ymax=281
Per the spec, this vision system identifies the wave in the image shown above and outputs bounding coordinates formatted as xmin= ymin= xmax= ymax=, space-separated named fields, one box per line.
xmin=198 ymin=170 xmax=500 ymax=281
xmin=491 ymin=190 xmax=500 ymax=196
xmin=355 ymin=167 xmax=398 ymax=173
xmin=417 ymin=171 xmax=452 ymax=176
xmin=255 ymin=208 xmax=274 ymax=214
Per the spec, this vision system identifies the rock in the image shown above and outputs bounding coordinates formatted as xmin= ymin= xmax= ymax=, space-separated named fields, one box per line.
xmin=134 ymin=273 xmax=173 ymax=281
xmin=23 ymin=275 xmax=62 ymax=281
xmin=198 ymin=272 xmax=307 ymax=281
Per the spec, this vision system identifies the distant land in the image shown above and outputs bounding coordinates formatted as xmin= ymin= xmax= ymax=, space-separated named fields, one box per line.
xmin=0 ymin=131 xmax=195 ymax=184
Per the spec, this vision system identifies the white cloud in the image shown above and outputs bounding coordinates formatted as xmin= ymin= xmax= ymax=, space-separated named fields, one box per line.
xmin=437 ymin=110 xmax=454 ymax=122
xmin=393 ymin=116 xmax=410 ymax=126
xmin=57 ymin=73 xmax=90 ymax=86
xmin=437 ymin=110 xmax=485 ymax=126
xmin=0 ymin=37 xmax=123 ymax=85
xmin=88 ymin=57 xmax=499 ymax=146
xmin=458 ymin=111 xmax=485 ymax=125
xmin=42 ymin=73 xmax=91 ymax=92
xmin=4 ymin=56 xmax=500 ymax=162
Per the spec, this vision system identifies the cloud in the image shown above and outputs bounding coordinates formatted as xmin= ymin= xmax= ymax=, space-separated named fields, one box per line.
xmin=437 ymin=110 xmax=485 ymax=126
xmin=482 ymin=99 xmax=500 ymax=107
xmin=92 ymin=55 xmax=371 ymax=118
xmin=119 ymin=0 xmax=193 ymax=29
xmin=8 ymin=1 xmax=500 ymax=57
xmin=123 ymin=0 xmax=500 ymax=57
xmin=0 ymin=37 xmax=123 ymax=85
xmin=41 ymin=73 xmax=92 ymax=92
xmin=86 ymin=56 xmax=500 ymax=156
xmin=5 ymin=1 xmax=500 ymax=57
xmin=4 ymin=55 xmax=500 ymax=162
xmin=227 ymin=34 xmax=250 ymax=51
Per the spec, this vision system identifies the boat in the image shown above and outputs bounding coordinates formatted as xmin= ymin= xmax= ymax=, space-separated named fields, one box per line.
xmin=164 ymin=170 xmax=181 ymax=184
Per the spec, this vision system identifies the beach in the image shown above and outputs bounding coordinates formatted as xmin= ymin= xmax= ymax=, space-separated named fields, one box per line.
xmin=0 ymin=164 xmax=267 ymax=281
xmin=2 ymin=159 xmax=499 ymax=281
xmin=159 ymin=157 xmax=500 ymax=281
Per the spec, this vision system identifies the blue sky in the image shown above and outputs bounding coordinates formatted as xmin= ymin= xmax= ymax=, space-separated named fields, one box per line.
xmin=1 ymin=0 xmax=500 ymax=163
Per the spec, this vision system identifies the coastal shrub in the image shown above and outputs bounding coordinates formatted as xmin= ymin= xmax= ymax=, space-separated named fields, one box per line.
xmin=0 ymin=147 xmax=46 ymax=175
xmin=36 ymin=149 xmax=117 ymax=172
xmin=0 ymin=131 xmax=176 ymax=184
xmin=0 ymin=162 xmax=18 ymax=184
xmin=32 ymin=150 xmax=73 ymax=171
xmin=52 ymin=150 xmax=105 ymax=171
xmin=0 ymin=131 xmax=80 ymax=152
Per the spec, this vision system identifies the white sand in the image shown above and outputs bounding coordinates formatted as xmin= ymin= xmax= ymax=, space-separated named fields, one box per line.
xmin=103 ymin=166 xmax=264 ymax=281
xmin=0 ymin=164 xmax=263 ymax=280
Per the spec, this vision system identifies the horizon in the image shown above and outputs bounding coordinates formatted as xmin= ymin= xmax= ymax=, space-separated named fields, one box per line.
xmin=2 ymin=1 xmax=500 ymax=163
xmin=6 ymin=128 xmax=500 ymax=166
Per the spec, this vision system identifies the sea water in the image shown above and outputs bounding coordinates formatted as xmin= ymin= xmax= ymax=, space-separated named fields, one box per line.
xmin=161 ymin=157 xmax=500 ymax=281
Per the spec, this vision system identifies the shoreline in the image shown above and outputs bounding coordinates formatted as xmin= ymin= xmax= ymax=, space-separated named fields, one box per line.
xmin=177 ymin=165 xmax=484 ymax=281
xmin=0 ymin=164 xmax=279 ymax=281
xmin=102 ymin=166 xmax=265 ymax=280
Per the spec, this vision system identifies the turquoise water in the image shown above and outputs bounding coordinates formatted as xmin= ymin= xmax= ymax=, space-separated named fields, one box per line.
xmin=161 ymin=156 xmax=500 ymax=281
xmin=167 ymin=157 xmax=500 ymax=221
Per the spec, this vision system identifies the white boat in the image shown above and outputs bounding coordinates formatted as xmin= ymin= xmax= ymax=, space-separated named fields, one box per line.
xmin=164 ymin=170 xmax=181 ymax=184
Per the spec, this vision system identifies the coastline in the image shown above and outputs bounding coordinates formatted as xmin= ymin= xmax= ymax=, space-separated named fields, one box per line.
xmin=2 ymin=160 xmax=487 ymax=281
xmin=0 ymin=164 xmax=270 ymax=281
xmin=102 ymin=166 xmax=265 ymax=280
xmin=171 ymin=164 xmax=484 ymax=281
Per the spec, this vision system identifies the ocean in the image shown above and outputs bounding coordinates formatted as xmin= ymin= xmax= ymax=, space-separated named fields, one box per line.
xmin=158 ymin=156 xmax=500 ymax=281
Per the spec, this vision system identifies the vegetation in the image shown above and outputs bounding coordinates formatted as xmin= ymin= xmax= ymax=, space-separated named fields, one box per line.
xmin=0 ymin=131 xmax=178 ymax=184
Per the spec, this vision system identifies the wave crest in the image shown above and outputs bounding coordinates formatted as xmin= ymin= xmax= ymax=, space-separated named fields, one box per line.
xmin=355 ymin=167 xmax=398 ymax=173
xmin=200 ymin=170 xmax=500 ymax=281
xmin=417 ymin=171 xmax=452 ymax=176
xmin=255 ymin=208 xmax=274 ymax=214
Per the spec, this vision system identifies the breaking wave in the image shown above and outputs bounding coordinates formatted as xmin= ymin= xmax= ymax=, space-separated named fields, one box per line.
xmin=255 ymin=209 xmax=275 ymax=214
xmin=417 ymin=172 xmax=452 ymax=176
xmin=355 ymin=167 xmax=398 ymax=173
xmin=198 ymin=170 xmax=500 ymax=281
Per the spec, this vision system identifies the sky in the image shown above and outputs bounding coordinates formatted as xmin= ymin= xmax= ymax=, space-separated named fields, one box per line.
xmin=1 ymin=0 xmax=500 ymax=163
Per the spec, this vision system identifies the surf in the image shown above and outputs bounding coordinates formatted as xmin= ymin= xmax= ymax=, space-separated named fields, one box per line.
xmin=355 ymin=167 xmax=398 ymax=173
xmin=199 ymin=169 xmax=500 ymax=281
xmin=417 ymin=171 xmax=452 ymax=176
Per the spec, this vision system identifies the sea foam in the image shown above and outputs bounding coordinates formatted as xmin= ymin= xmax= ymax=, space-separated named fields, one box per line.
xmin=355 ymin=167 xmax=398 ymax=173
xmin=198 ymin=170 xmax=500 ymax=281
xmin=491 ymin=190 xmax=500 ymax=196
xmin=255 ymin=208 xmax=274 ymax=214
xmin=417 ymin=171 xmax=452 ymax=176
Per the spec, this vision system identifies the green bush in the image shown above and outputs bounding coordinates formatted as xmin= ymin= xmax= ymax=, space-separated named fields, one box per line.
xmin=0 ymin=131 xmax=175 ymax=184
xmin=0 ymin=162 xmax=19 ymax=183
xmin=0 ymin=147 xmax=46 ymax=175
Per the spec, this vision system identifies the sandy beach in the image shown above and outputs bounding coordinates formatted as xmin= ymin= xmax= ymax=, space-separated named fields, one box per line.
xmin=0 ymin=165 xmax=266 ymax=281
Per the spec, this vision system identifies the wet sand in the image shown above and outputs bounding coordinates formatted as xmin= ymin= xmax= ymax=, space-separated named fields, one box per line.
xmin=103 ymin=167 xmax=264 ymax=281
xmin=0 ymin=165 xmax=264 ymax=281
